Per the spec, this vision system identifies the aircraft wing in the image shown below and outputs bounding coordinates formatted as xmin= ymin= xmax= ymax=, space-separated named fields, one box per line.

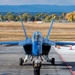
xmin=43 ymin=39 xmax=75 ymax=46
xmin=0 ymin=41 xmax=19 ymax=45
xmin=55 ymin=41 xmax=75 ymax=45
xmin=0 ymin=39 xmax=32 ymax=46
xmin=43 ymin=39 xmax=56 ymax=45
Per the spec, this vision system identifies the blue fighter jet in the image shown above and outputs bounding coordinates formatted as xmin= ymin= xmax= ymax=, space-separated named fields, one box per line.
xmin=0 ymin=17 xmax=75 ymax=66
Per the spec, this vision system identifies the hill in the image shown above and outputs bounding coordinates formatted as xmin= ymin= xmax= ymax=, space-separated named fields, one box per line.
xmin=0 ymin=5 xmax=75 ymax=12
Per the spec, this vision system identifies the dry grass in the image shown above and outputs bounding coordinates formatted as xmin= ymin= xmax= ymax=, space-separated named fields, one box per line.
xmin=0 ymin=21 xmax=75 ymax=41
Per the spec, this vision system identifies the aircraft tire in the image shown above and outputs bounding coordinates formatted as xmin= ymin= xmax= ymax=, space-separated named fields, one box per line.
xmin=19 ymin=58 xmax=23 ymax=66
xmin=51 ymin=58 xmax=55 ymax=65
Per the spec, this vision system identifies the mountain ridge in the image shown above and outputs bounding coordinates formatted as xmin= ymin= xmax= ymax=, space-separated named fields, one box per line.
xmin=0 ymin=5 xmax=75 ymax=12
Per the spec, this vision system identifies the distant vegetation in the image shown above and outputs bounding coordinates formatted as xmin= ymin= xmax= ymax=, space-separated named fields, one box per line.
xmin=65 ymin=12 xmax=75 ymax=22
xmin=0 ymin=12 xmax=75 ymax=22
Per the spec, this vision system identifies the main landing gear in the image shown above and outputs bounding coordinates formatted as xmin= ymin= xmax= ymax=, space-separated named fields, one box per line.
xmin=19 ymin=58 xmax=24 ymax=66
xmin=51 ymin=58 xmax=55 ymax=65
xmin=19 ymin=57 xmax=55 ymax=66
xmin=47 ymin=58 xmax=55 ymax=65
xmin=19 ymin=55 xmax=28 ymax=66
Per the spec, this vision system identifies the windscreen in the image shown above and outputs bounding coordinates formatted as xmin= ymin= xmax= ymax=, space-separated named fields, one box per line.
xmin=32 ymin=31 xmax=43 ymax=56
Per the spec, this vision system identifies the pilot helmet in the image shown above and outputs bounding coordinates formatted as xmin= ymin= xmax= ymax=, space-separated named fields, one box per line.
xmin=36 ymin=33 xmax=39 ymax=39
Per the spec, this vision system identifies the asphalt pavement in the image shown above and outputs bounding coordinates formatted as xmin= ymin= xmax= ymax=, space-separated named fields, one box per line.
xmin=0 ymin=45 xmax=72 ymax=75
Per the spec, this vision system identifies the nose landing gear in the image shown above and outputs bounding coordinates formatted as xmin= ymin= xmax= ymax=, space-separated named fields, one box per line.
xmin=33 ymin=60 xmax=41 ymax=75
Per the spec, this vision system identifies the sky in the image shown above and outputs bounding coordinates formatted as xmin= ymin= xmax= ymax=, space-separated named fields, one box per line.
xmin=0 ymin=0 xmax=75 ymax=5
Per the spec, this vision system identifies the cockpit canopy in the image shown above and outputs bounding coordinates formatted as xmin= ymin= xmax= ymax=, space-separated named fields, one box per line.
xmin=32 ymin=31 xmax=43 ymax=42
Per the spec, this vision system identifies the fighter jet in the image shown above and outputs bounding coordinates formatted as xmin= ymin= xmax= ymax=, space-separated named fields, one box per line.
xmin=0 ymin=17 xmax=75 ymax=66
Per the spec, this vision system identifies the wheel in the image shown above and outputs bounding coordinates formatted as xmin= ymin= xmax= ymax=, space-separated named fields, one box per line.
xmin=19 ymin=58 xmax=23 ymax=66
xmin=33 ymin=61 xmax=34 ymax=65
xmin=39 ymin=62 xmax=41 ymax=68
xmin=51 ymin=58 xmax=55 ymax=65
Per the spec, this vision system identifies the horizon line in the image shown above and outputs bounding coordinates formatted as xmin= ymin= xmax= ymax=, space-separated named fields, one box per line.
xmin=0 ymin=4 xmax=75 ymax=6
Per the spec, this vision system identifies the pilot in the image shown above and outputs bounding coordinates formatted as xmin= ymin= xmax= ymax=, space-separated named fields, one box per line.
xmin=36 ymin=33 xmax=40 ymax=41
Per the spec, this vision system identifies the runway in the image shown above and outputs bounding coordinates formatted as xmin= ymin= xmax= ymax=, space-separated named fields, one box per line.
xmin=0 ymin=45 xmax=72 ymax=75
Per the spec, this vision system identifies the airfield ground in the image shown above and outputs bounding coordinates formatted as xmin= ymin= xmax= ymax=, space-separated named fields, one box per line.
xmin=0 ymin=45 xmax=74 ymax=75
xmin=55 ymin=45 xmax=75 ymax=75
xmin=0 ymin=22 xmax=75 ymax=41
xmin=0 ymin=22 xmax=75 ymax=75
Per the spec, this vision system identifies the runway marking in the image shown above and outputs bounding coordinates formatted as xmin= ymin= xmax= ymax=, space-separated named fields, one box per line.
xmin=56 ymin=50 xmax=75 ymax=75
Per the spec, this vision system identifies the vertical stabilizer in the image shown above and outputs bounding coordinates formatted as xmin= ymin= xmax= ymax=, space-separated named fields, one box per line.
xmin=46 ymin=19 xmax=55 ymax=39
xmin=20 ymin=16 xmax=28 ymax=39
